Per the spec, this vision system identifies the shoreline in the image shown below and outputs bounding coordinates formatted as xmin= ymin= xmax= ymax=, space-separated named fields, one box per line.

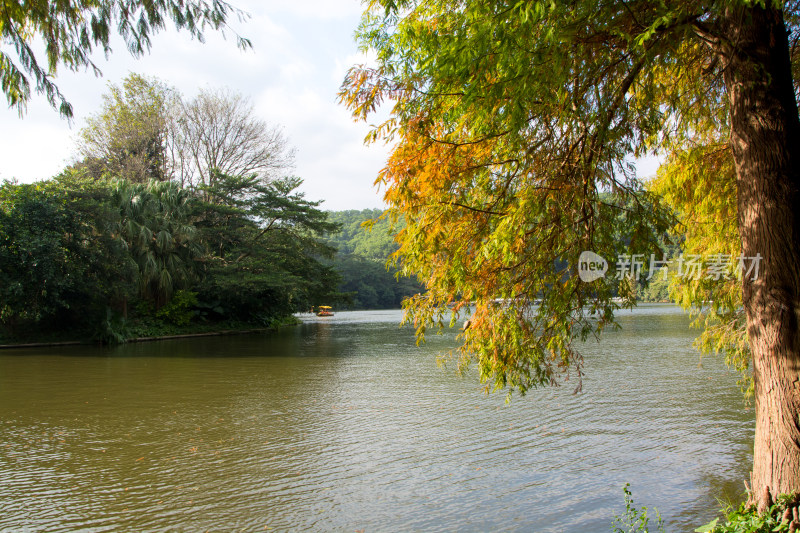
xmin=0 ymin=326 xmax=281 ymax=350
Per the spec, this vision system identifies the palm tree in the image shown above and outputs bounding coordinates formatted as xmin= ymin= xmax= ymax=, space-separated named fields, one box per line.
xmin=112 ymin=180 xmax=201 ymax=309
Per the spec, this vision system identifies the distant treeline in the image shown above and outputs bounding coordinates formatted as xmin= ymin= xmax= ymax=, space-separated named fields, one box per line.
xmin=322 ymin=209 xmax=423 ymax=310
xmin=320 ymin=207 xmax=674 ymax=310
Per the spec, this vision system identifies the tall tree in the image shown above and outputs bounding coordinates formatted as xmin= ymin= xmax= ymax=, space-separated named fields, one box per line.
xmin=177 ymin=87 xmax=295 ymax=189
xmin=194 ymin=172 xmax=340 ymax=320
xmin=0 ymin=0 xmax=250 ymax=118
xmin=77 ymin=73 xmax=180 ymax=182
xmin=112 ymin=179 xmax=201 ymax=309
xmin=340 ymin=0 xmax=800 ymax=508
xmin=74 ymin=77 xmax=294 ymax=189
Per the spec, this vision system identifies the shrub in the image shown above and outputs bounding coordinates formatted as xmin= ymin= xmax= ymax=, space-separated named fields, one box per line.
xmin=696 ymin=493 xmax=800 ymax=533
xmin=154 ymin=290 xmax=199 ymax=326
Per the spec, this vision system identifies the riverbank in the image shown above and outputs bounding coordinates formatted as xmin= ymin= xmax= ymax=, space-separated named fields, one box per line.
xmin=0 ymin=315 xmax=300 ymax=350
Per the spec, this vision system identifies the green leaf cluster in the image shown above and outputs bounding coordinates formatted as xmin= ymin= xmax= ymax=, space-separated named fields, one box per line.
xmin=696 ymin=494 xmax=800 ymax=533
xmin=0 ymin=172 xmax=133 ymax=337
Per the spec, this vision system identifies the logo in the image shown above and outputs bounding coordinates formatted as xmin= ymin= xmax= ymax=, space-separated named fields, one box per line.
xmin=578 ymin=251 xmax=608 ymax=282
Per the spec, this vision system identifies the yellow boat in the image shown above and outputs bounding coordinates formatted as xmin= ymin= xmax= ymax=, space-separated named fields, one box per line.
xmin=315 ymin=306 xmax=334 ymax=317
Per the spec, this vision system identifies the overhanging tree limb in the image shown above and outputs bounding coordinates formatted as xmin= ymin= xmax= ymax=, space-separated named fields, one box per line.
xmin=0 ymin=0 xmax=251 ymax=119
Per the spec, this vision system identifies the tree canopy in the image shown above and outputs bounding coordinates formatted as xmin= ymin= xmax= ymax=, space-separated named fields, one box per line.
xmin=77 ymin=73 xmax=179 ymax=182
xmin=178 ymin=87 xmax=295 ymax=188
xmin=73 ymin=73 xmax=295 ymax=189
xmin=1 ymin=74 xmax=340 ymax=343
xmin=341 ymin=0 xmax=800 ymax=507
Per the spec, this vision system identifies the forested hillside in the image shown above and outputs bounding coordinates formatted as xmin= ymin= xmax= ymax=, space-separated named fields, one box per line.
xmin=323 ymin=210 xmax=423 ymax=310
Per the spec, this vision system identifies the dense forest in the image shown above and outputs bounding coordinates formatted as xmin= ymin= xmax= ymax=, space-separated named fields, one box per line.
xmin=322 ymin=209 xmax=424 ymax=310
xmin=0 ymin=171 xmax=341 ymax=344
xmin=0 ymin=74 xmax=340 ymax=344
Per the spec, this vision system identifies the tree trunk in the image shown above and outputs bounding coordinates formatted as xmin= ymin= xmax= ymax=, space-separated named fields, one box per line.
xmin=722 ymin=6 xmax=800 ymax=509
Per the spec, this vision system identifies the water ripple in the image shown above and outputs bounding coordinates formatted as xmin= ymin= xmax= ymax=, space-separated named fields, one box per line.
xmin=0 ymin=305 xmax=753 ymax=532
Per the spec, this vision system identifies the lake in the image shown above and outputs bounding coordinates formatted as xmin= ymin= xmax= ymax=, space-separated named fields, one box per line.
xmin=0 ymin=304 xmax=753 ymax=531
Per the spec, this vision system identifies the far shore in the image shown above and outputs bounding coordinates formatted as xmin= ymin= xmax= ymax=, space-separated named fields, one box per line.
xmin=0 ymin=326 xmax=281 ymax=350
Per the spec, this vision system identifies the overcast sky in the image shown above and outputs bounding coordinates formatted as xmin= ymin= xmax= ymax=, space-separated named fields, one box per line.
xmin=0 ymin=0 xmax=391 ymax=211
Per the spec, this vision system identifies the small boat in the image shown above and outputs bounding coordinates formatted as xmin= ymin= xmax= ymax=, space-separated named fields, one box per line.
xmin=315 ymin=306 xmax=334 ymax=317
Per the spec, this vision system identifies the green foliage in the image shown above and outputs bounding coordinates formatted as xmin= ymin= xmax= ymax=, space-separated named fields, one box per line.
xmin=0 ymin=169 xmax=340 ymax=342
xmin=1 ymin=0 xmax=250 ymax=118
xmin=112 ymin=179 xmax=202 ymax=308
xmin=93 ymin=308 xmax=130 ymax=345
xmin=334 ymin=253 xmax=422 ymax=309
xmin=638 ymin=274 xmax=672 ymax=302
xmin=77 ymin=73 xmax=179 ymax=182
xmin=195 ymin=171 xmax=341 ymax=317
xmin=323 ymin=209 xmax=398 ymax=261
xmin=634 ymin=242 xmax=682 ymax=303
xmin=322 ymin=209 xmax=424 ymax=309
xmin=72 ymin=74 xmax=296 ymax=190
xmin=0 ymin=181 xmax=76 ymax=323
xmin=696 ymin=495 xmax=799 ymax=533
xmin=0 ymin=174 xmax=133 ymax=336
xmin=154 ymin=290 xmax=198 ymax=326
xmin=612 ymin=484 xmax=665 ymax=533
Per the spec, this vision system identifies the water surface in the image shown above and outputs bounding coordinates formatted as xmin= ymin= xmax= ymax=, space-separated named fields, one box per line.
xmin=0 ymin=305 xmax=753 ymax=531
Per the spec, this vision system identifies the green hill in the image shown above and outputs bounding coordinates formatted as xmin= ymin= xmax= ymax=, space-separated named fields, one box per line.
xmin=323 ymin=210 xmax=423 ymax=310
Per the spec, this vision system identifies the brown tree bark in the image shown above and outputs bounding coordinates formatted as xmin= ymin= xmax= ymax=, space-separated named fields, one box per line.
xmin=721 ymin=5 xmax=800 ymax=509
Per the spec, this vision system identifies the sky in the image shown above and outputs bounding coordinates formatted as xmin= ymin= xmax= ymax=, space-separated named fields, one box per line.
xmin=0 ymin=0 xmax=391 ymax=211
xmin=0 ymin=1 xmax=661 ymax=211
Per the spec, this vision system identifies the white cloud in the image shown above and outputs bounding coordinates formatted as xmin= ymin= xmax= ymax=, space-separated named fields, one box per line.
xmin=253 ymin=0 xmax=365 ymax=20
xmin=0 ymin=102 xmax=75 ymax=182
xmin=254 ymin=78 xmax=388 ymax=210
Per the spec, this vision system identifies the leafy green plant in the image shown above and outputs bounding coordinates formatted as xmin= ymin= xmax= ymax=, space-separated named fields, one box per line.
xmin=612 ymin=484 xmax=665 ymax=533
xmin=93 ymin=308 xmax=130 ymax=345
xmin=193 ymin=299 xmax=225 ymax=320
xmin=154 ymin=290 xmax=199 ymax=326
xmin=695 ymin=494 xmax=798 ymax=533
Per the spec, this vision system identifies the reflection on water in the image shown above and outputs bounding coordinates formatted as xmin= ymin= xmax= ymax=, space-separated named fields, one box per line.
xmin=0 ymin=304 xmax=753 ymax=531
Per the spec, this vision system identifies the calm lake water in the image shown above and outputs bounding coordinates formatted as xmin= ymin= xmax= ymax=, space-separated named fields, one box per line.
xmin=0 ymin=304 xmax=753 ymax=532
